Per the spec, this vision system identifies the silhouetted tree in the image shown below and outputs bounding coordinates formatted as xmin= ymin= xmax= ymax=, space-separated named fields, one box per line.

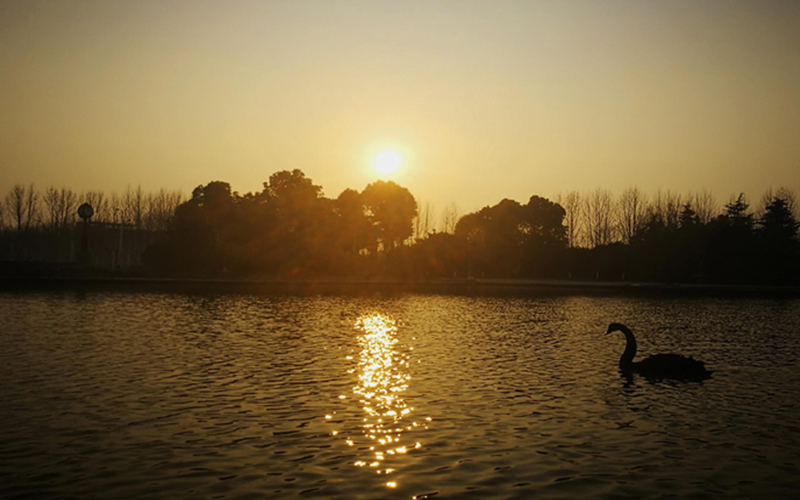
xmin=43 ymin=187 xmax=77 ymax=231
xmin=521 ymin=195 xmax=567 ymax=277
xmin=649 ymin=189 xmax=682 ymax=230
xmin=413 ymin=201 xmax=436 ymax=242
xmin=257 ymin=170 xmax=329 ymax=275
xmin=523 ymin=196 xmax=566 ymax=237
xmin=334 ymin=189 xmax=371 ymax=252
xmin=7 ymin=171 xmax=800 ymax=286
xmin=689 ymin=188 xmax=718 ymax=224
xmin=557 ymin=191 xmax=583 ymax=248
xmin=455 ymin=201 xmax=518 ymax=277
xmin=722 ymin=193 xmax=753 ymax=227
xmin=121 ymin=186 xmax=146 ymax=228
xmin=617 ymin=187 xmax=647 ymax=244
xmin=756 ymin=193 xmax=800 ymax=283
xmin=6 ymin=184 xmax=25 ymax=231
xmin=153 ymin=181 xmax=236 ymax=275
xmin=440 ymin=202 xmax=460 ymax=234
xmin=759 ymin=195 xmax=799 ymax=241
xmin=701 ymin=193 xmax=757 ymax=283
xmin=672 ymin=203 xmax=708 ymax=281
xmin=263 ymin=169 xmax=321 ymax=206
xmin=679 ymin=203 xmax=699 ymax=228
xmin=585 ymin=188 xmax=615 ymax=247
xmin=5 ymin=184 xmax=40 ymax=232
xmin=327 ymin=188 xmax=375 ymax=274
xmin=143 ymin=189 xmax=183 ymax=231
xmin=361 ymin=180 xmax=417 ymax=251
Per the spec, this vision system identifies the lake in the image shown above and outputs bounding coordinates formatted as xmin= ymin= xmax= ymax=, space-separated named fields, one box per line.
xmin=1 ymin=291 xmax=799 ymax=499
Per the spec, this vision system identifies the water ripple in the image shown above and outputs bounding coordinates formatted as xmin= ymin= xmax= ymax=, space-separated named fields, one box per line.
xmin=0 ymin=293 xmax=799 ymax=499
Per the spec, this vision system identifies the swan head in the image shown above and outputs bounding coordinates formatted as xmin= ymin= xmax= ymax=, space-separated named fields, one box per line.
xmin=606 ymin=323 xmax=627 ymax=335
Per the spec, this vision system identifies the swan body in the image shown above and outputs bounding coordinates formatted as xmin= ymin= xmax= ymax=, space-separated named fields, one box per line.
xmin=606 ymin=323 xmax=712 ymax=381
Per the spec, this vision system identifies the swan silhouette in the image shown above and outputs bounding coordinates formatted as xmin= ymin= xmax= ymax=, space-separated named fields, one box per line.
xmin=606 ymin=323 xmax=712 ymax=381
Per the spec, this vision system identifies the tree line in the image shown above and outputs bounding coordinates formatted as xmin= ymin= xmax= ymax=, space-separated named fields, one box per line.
xmin=142 ymin=170 xmax=421 ymax=276
xmin=451 ymin=187 xmax=799 ymax=285
xmin=3 ymin=173 xmax=798 ymax=285
xmin=0 ymin=184 xmax=184 ymax=233
xmin=0 ymin=184 xmax=183 ymax=264
xmin=141 ymin=170 xmax=799 ymax=285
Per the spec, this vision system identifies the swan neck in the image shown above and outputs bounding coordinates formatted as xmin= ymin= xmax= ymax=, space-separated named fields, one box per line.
xmin=619 ymin=326 xmax=637 ymax=368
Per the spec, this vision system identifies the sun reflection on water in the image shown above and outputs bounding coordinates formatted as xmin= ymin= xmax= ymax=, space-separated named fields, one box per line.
xmin=330 ymin=313 xmax=429 ymax=489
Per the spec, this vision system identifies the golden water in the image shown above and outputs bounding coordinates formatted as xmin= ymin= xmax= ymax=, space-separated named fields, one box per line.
xmin=1 ymin=292 xmax=799 ymax=499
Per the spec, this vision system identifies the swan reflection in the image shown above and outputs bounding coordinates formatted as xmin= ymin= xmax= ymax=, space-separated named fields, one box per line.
xmin=337 ymin=313 xmax=426 ymax=487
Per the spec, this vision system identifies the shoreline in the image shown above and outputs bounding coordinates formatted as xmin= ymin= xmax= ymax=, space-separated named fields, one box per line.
xmin=2 ymin=276 xmax=799 ymax=298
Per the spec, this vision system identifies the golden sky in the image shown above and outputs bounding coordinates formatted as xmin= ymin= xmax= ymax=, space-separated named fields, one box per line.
xmin=1 ymin=0 xmax=799 ymax=213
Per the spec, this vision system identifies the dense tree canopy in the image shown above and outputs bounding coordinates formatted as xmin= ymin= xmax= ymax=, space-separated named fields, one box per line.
xmin=452 ymin=196 xmax=567 ymax=278
xmin=3 ymin=173 xmax=798 ymax=285
xmin=361 ymin=180 xmax=417 ymax=251
xmin=140 ymin=175 xmax=799 ymax=284
xmin=144 ymin=172 xmax=420 ymax=277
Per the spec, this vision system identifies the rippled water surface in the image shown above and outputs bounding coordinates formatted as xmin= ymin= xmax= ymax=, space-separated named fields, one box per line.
xmin=2 ymin=292 xmax=800 ymax=499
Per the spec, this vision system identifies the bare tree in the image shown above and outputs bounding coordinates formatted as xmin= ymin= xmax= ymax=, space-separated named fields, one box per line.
xmin=24 ymin=184 xmax=41 ymax=229
xmin=440 ymin=202 xmax=460 ymax=234
xmin=43 ymin=187 xmax=77 ymax=230
xmin=556 ymin=191 xmax=584 ymax=248
xmin=121 ymin=187 xmax=136 ymax=226
xmin=6 ymin=185 xmax=25 ymax=231
xmin=131 ymin=186 xmax=144 ymax=227
xmin=5 ymin=184 xmax=40 ymax=231
xmin=9 ymin=183 xmax=186 ymax=232
xmin=144 ymin=189 xmax=183 ymax=231
xmin=144 ymin=191 xmax=162 ymax=231
xmin=650 ymin=189 xmax=665 ymax=225
xmin=60 ymin=188 xmax=77 ymax=229
xmin=650 ymin=189 xmax=682 ymax=228
xmin=617 ymin=187 xmax=647 ymax=243
xmin=413 ymin=201 xmax=437 ymax=241
xmin=584 ymin=188 xmax=615 ymax=248
xmin=43 ymin=187 xmax=62 ymax=230
xmin=665 ymin=191 xmax=682 ymax=228
xmin=689 ymin=188 xmax=717 ymax=224
xmin=108 ymin=192 xmax=122 ymax=224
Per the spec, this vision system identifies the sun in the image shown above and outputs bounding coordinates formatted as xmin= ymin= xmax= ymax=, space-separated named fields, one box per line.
xmin=373 ymin=149 xmax=403 ymax=175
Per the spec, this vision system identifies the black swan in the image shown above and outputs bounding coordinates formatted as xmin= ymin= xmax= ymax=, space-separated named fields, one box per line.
xmin=606 ymin=323 xmax=712 ymax=381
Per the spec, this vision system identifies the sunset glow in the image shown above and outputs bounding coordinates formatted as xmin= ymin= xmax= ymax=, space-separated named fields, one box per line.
xmin=1 ymin=2 xmax=799 ymax=208
xmin=2 ymin=2 xmax=800 ymax=498
xmin=373 ymin=150 xmax=403 ymax=176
